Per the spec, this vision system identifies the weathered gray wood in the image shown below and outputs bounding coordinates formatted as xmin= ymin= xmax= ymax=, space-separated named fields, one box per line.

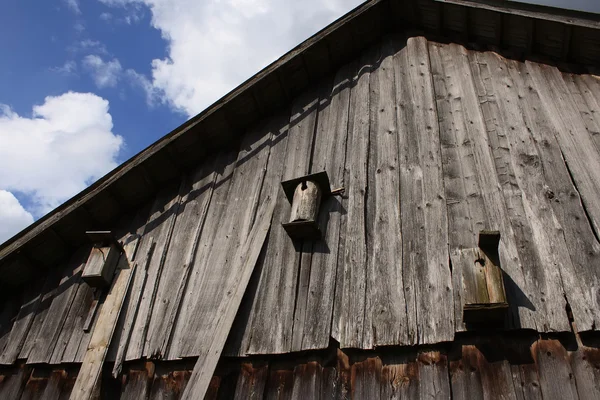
xmin=478 ymin=51 xmax=574 ymax=331
xmin=174 ymin=124 xmax=273 ymax=359
xmin=527 ymin=61 xmax=600 ymax=240
xmin=565 ymin=73 xmax=600 ymax=156
xmin=0 ymin=275 xmax=49 ymax=365
xmin=294 ymin=59 xmax=354 ymax=351
xmin=50 ymin=259 xmax=96 ymax=364
xmin=144 ymin=158 xmax=217 ymax=359
xmin=245 ymin=90 xmax=319 ymax=355
xmin=265 ymin=369 xmax=294 ymax=400
xmin=332 ymin=47 xmax=373 ymax=349
xmin=124 ymin=182 xmax=184 ymax=361
xmin=506 ymin=58 xmax=600 ymax=332
xmin=363 ymin=38 xmax=408 ymax=348
xmin=397 ymin=35 xmax=454 ymax=344
xmin=166 ymin=151 xmax=238 ymax=359
xmin=27 ymin=250 xmax=88 ymax=364
xmin=120 ymin=363 xmax=154 ymax=400
xmin=69 ymin=237 xmax=139 ymax=400
xmin=40 ymin=370 xmax=68 ymax=400
xmin=449 ymin=345 xmax=485 ymax=400
xmin=570 ymin=341 xmax=600 ymax=400
xmin=180 ymin=195 xmax=277 ymax=400
xmin=433 ymin=42 xmax=534 ymax=331
xmin=534 ymin=339 xmax=579 ymax=400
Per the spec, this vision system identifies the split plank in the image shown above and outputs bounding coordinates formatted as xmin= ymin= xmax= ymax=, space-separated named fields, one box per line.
xmin=534 ymin=339 xmax=579 ymax=400
xmin=397 ymin=35 xmax=453 ymax=344
xmin=417 ymin=351 xmax=452 ymax=399
xmin=363 ymin=37 xmax=408 ymax=348
xmin=234 ymin=363 xmax=269 ymax=400
xmin=245 ymin=88 xmax=320 ymax=355
xmin=332 ymin=47 xmax=373 ymax=349
xmin=295 ymin=59 xmax=354 ymax=351
xmin=290 ymin=362 xmax=323 ymax=400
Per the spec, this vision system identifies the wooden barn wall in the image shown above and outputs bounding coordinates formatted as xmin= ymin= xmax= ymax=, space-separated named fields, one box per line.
xmin=1 ymin=334 xmax=599 ymax=399
xmin=1 ymin=35 xmax=600 ymax=368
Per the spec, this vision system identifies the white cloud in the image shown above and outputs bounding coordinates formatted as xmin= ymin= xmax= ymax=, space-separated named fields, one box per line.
xmin=99 ymin=0 xmax=363 ymax=117
xmin=100 ymin=12 xmax=113 ymax=21
xmin=83 ymin=55 xmax=123 ymax=88
xmin=51 ymin=60 xmax=78 ymax=75
xmin=0 ymin=191 xmax=34 ymax=244
xmin=0 ymin=92 xmax=123 ymax=217
xmin=65 ymin=0 xmax=81 ymax=14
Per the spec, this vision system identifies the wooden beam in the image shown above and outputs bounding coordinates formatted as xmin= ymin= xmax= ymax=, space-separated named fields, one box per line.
xmin=69 ymin=237 xmax=139 ymax=400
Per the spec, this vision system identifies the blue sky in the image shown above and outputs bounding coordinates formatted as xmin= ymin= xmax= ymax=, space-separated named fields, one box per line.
xmin=0 ymin=0 xmax=598 ymax=243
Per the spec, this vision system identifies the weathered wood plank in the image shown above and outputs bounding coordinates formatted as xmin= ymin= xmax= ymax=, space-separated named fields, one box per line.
xmin=570 ymin=340 xmax=600 ymax=400
xmin=175 ymin=123 xmax=273 ymax=359
xmin=69 ymin=237 xmax=139 ymax=400
xmin=144 ymin=158 xmax=218 ymax=359
xmin=0 ymin=366 xmax=29 ymax=399
xmin=417 ymin=351 xmax=451 ymax=399
xmin=352 ymin=357 xmax=381 ymax=400
xmin=120 ymin=363 xmax=154 ymax=400
xmin=534 ymin=339 xmax=579 ymax=400
xmin=363 ymin=37 xmax=408 ymax=348
xmin=565 ymin=73 xmax=600 ymax=155
xmin=290 ymin=362 xmax=323 ymax=400
xmin=234 ymin=363 xmax=269 ymax=400
xmin=527 ymin=61 xmax=600 ymax=240
xmin=265 ymin=369 xmax=294 ymax=400
xmin=124 ymin=182 xmax=185 ymax=361
xmin=0 ymin=276 xmax=49 ymax=365
xmin=473 ymin=51 xmax=571 ymax=332
xmin=332 ymin=47 xmax=373 ymax=349
xmin=166 ymin=151 xmax=237 ymax=359
xmin=434 ymin=42 xmax=534 ymax=331
xmin=40 ymin=369 xmax=68 ymax=400
xmin=380 ymin=353 xmax=419 ymax=399
xmin=27 ymin=250 xmax=88 ymax=364
xmin=507 ymin=59 xmax=600 ymax=332
xmin=398 ymin=35 xmax=454 ymax=344
xmin=245 ymin=89 xmax=319 ymax=355
xmin=295 ymin=60 xmax=354 ymax=351
xmin=180 ymin=196 xmax=277 ymax=399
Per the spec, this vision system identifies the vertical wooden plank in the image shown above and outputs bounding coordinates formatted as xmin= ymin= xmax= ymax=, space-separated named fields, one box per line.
xmin=143 ymin=158 xmax=217 ymax=359
xmin=565 ymin=73 xmax=600 ymax=155
xmin=534 ymin=339 xmax=579 ymax=400
xmin=527 ymin=61 xmax=600 ymax=239
xmin=120 ymin=363 xmax=154 ymax=400
xmin=332 ymin=47 xmax=373 ymax=349
xmin=234 ymin=363 xmax=269 ymax=400
xmin=69 ymin=235 xmax=139 ymax=400
xmin=265 ymin=369 xmax=294 ymax=400
xmin=472 ymin=51 xmax=572 ymax=332
xmin=433 ymin=42 xmax=535 ymax=331
xmin=290 ymin=362 xmax=322 ymax=400
xmin=352 ymin=357 xmax=381 ymax=400
xmin=245 ymin=89 xmax=319 ymax=355
xmin=125 ymin=181 xmax=185 ymax=361
xmin=506 ymin=58 xmax=600 ymax=332
xmin=296 ymin=59 xmax=354 ymax=351
xmin=417 ymin=352 xmax=451 ymax=400
xmin=167 ymin=151 xmax=237 ymax=359
xmin=148 ymin=369 xmax=190 ymax=400
xmin=27 ymin=250 xmax=88 ymax=364
xmin=380 ymin=353 xmax=419 ymax=399
xmin=0 ymin=366 xmax=29 ymax=399
xmin=40 ymin=370 xmax=68 ymax=400
xmin=397 ymin=35 xmax=454 ymax=344
xmin=0 ymin=275 xmax=48 ymax=364
xmin=363 ymin=37 xmax=408 ymax=349
xmin=20 ymin=368 xmax=49 ymax=400
xmin=570 ymin=341 xmax=600 ymax=400
xmin=180 ymin=196 xmax=278 ymax=400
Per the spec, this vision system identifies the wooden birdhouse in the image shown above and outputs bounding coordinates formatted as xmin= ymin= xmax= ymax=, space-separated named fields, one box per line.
xmin=82 ymin=231 xmax=123 ymax=288
xmin=281 ymin=171 xmax=331 ymax=240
